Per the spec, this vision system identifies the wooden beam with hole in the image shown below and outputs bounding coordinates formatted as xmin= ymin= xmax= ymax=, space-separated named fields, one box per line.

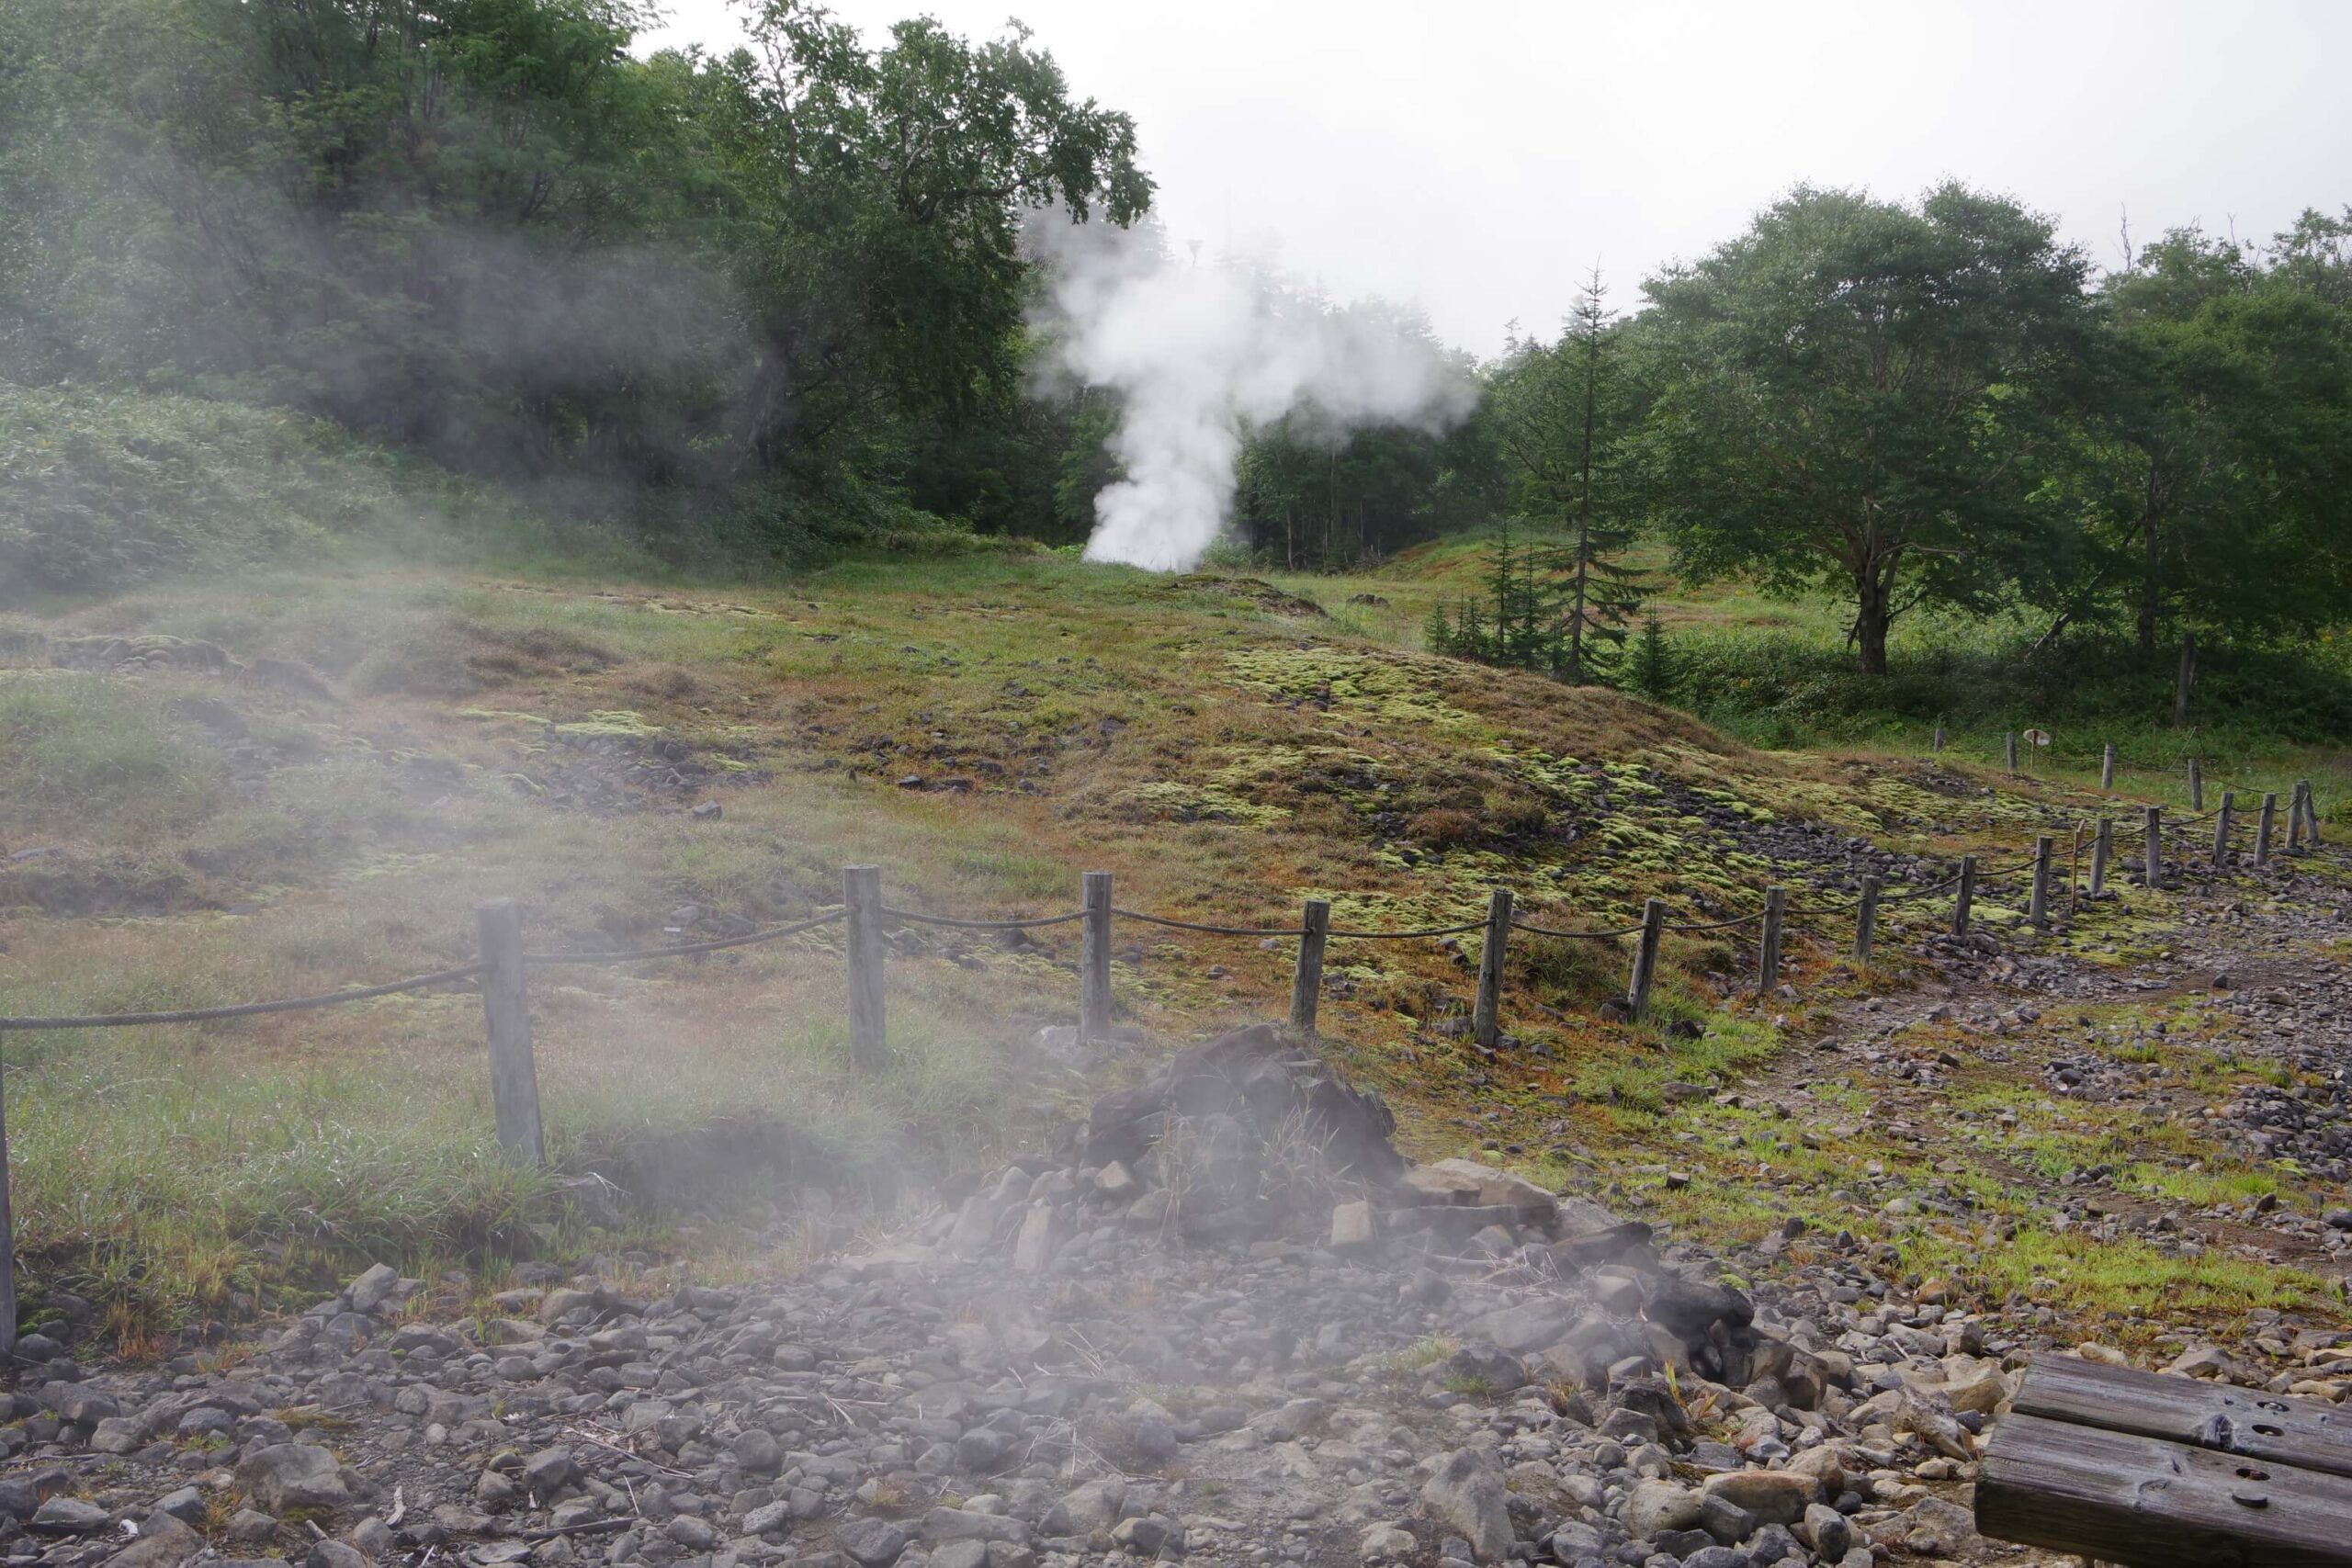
xmin=2007 ymin=1355 xmax=2352 ymax=1478
xmin=1976 ymin=1358 xmax=2352 ymax=1567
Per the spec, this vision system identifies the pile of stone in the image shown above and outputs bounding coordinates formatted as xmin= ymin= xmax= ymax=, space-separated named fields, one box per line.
xmin=0 ymin=1026 xmax=2075 ymax=1568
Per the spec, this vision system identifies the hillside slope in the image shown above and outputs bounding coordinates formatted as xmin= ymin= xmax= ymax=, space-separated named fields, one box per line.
xmin=2 ymin=551 xmax=2339 ymax=1348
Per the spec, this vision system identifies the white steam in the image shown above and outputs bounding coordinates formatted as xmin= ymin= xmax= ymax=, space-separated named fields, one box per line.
xmin=1029 ymin=216 xmax=1476 ymax=571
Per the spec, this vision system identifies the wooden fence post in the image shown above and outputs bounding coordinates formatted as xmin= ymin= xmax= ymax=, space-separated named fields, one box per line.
xmin=1758 ymin=886 xmax=1786 ymax=994
xmin=1629 ymin=898 xmax=1666 ymax=1023
xmin=2289 ymin=782 xmax=2309 ymax=852
xmin=1290 ymin=898 xmax=1330 ymax=1034
xmin=475 ymin=898 xmax=544 ymax=1167
xmin=2213 ymin=792 xmax=2234 ymax=866
xmin=1952 ymin=856 xmax=1977 ymax=935
xmin=1855 ymin=875 xmax=1882 ymax=968
xmin=1932 ymin=725 xmax=1946 ymax=754
xmin=0 ymin=1054 xmax=15 ymax=1356
xmin=1080 ymin=871 xmax=1114 ymax=1041
xmin=2143 ymin=807 xmax=2163 ymax=889
xmin=2306 ymin=781 xmax=2325 ymax=845
xmin=2029 ymin=835 xmax=2055 ymax=929
xmin=1472 ymin=888 xmax=1512 ymax=1049
xmin=2090 ymin=817 xmax=2112 ymax=897
xmin=842 ymin=865 xmax=887 ymax=1070
xmin=2101 ymin=744 xmax=2116 ymax=790
xmin=2006 ymin=733 xmax=2019 ymax=774
xmin=2256 ymin=793 xmax=2278 ymax=866
xmin=2188 ymin=759 xmax=2203 ymax=811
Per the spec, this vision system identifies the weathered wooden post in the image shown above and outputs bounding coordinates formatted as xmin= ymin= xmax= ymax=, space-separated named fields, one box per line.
xmin=0 ymin=1055 xmax=15 ymax=1356
xmin=2256 ymin=793 xmax=2278 ymax=866
xmin=1629 ymin=897 xmax=1667 ymax=1023
xmin=2101 ymin=744 xmax=2116 ymax=790
xmin=1471 ymin=888 xmax=1512 ymax=1048
xmin=2006 ymin=733 xmax=2019 ymax=774
xmin=842 ymin=865 xmax=887 ymax=1070
xmin=475 ymin=898 xmax=544 ymax=1167
xmin=2188 ymin=759 xmax=2204 ymax=811
xmin=1854 ymin=875 xmax=1882 ymax=967
xmin=2029 ymin=835 xmax=2055 ymax=929
xmin=2143 ymin=806 xmax=2163 ymax=889
xmin=1758 ymin=886 xmax=1786 ymax=994
xmin=1932 ymin=725 xmax=1946 ymax=754
xmin=1289 ymin=898 xmax=1330 ymax=1033
xmin=2305 ymin=781 xmax=2325 ymax=845
xmin=1080 ymin=871 xmax=1114 ymax=1041
xmin=2290 ymin=782 xmax=2309 ymax=852
xmin=1952 ymin=856 xmax=1978 ymax=935
xmin=2213 ymin=792 xmax=2234 ymax=866
xmin=2090 ymin=817 xmax=2113 ymax=897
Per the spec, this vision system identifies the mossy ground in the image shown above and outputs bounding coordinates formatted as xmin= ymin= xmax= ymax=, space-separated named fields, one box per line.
xmin=1 ymin=550 xmax=2338 ymax=1349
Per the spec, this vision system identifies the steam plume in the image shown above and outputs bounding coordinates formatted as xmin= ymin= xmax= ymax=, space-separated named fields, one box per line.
xmin=1030 ymin=217 xmax=1476 ymax=570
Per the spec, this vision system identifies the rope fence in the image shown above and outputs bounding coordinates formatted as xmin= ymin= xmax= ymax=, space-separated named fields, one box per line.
xmin=0 ymin=768 xmax=2326 ymax=1356
xmin=0 ymin=964 xmax=486 ymax=1032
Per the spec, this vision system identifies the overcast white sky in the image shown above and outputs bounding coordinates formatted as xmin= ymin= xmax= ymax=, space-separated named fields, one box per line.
xmin=638 ymin=0 xmax=2352 ymax=357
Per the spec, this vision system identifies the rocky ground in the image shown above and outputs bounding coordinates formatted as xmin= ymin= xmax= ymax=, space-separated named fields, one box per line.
xmin=6 ymin=848 xmax=2350 ymax=1568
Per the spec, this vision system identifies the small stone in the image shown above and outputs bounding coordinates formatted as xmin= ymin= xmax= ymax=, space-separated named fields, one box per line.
xmin=732 ymin=1428 xmax=783 ymax=1475
xmin=1697 ymin=1491 xmax=1754 ymax=1545
xmin=346 ymin=1263 xmax=401 ymax=1314
xmin=308 ymin=1541 xmax=369 ymax=1568
xmin=1012 ymin=1204 xmax=1065 ymax=1273
xmin=227 ymin=1510 xmax=280 ymax=1546
xmin=837 ymin=1517 xmax=913 ymax=1567
xmin=537 ymin=1288 xmax=598 ymax=1324
xmin=1419 ymin=1450 xmax=1510 ymax=1563
xmin=235 ymin=1445 xmax=353 ymax=1514
xmin=30 ymin=1497 xmax=109 ymax=1534
xmin=1360 ymin=1524 xmax=1417 ymax=1562
xmin=1801 ymin=1502 xmax=1852 ymax=1559
xmin=1621 ymin=1479 xmax=1701 ymax=1540
xmin=87 ymin=1416 xmax=146 ymax=1454
xmin=1701 ymin=1470 xmax=1817 ymax=1526
xmin=1329 ymin=1201 xmax=1376 ymax=1251
xmin=523 ymin=1448 xmax=580 ymax=1491
xmin=102 ymin=1516 xmax=200 ymax=1568
xmin=665 ymin=1517 xmax=718 ymax=1551
xmin=1108 ymin=1517 xmax=1172 ymax=1554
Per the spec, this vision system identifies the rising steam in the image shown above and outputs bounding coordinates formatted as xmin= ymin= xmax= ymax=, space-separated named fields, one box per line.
xmin=1029 ymin=216 xmax=1476 ymax=571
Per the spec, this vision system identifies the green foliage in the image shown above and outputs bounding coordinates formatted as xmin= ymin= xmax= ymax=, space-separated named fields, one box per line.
xmin=1230 ymin=301 xmax=1495 ymax=570
xmin=2053 ymin=220 xmax=2352 ymax=658
xmin=1638 ymin=184 xmax=2094 ymax=673
xmin=1665 ymin=623 xmax=2352 ymax=756
xmin=1628 ymin=614 xmax=1675 ymax=701
xmin=0 ymin=0 xmax=1153 ymax=564
xmin=0 ymin=674 xmax=224 ymax=836
xmin=1487 ymin=269 xmax=1645 ymax=682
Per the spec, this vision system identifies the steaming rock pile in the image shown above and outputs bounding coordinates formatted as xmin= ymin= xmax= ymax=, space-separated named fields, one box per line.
xmin=0 ymin=1024 xmax=2145 ymax=1568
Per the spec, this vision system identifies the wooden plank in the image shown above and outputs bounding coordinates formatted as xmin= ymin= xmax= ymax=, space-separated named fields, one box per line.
xmin=1288 ymin=898 xmax=1329 ymax=1033
xmin=1976 ymin=1412 xmax=2352 ymax=1567
xmin=475 ymin=898 xmax=544 ymax=1166
xmin=1471 ymin=887 xmax=1510 ymax=1048
xmin=1628 ymin=898 xmax=1665 ymax=1021
xmin=0 ymin=1050 xmax=15 ymax=1355
xmin=842 ymin=865 xmax=886 ymax=1069
xmin=1080 ymin=870 xmax=1114 ymax=1040
xmin=2009 ymin=1357 xmax=2352 ymax=1481
xmin=1757 ymin=886 xmax=1785 ymax=992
